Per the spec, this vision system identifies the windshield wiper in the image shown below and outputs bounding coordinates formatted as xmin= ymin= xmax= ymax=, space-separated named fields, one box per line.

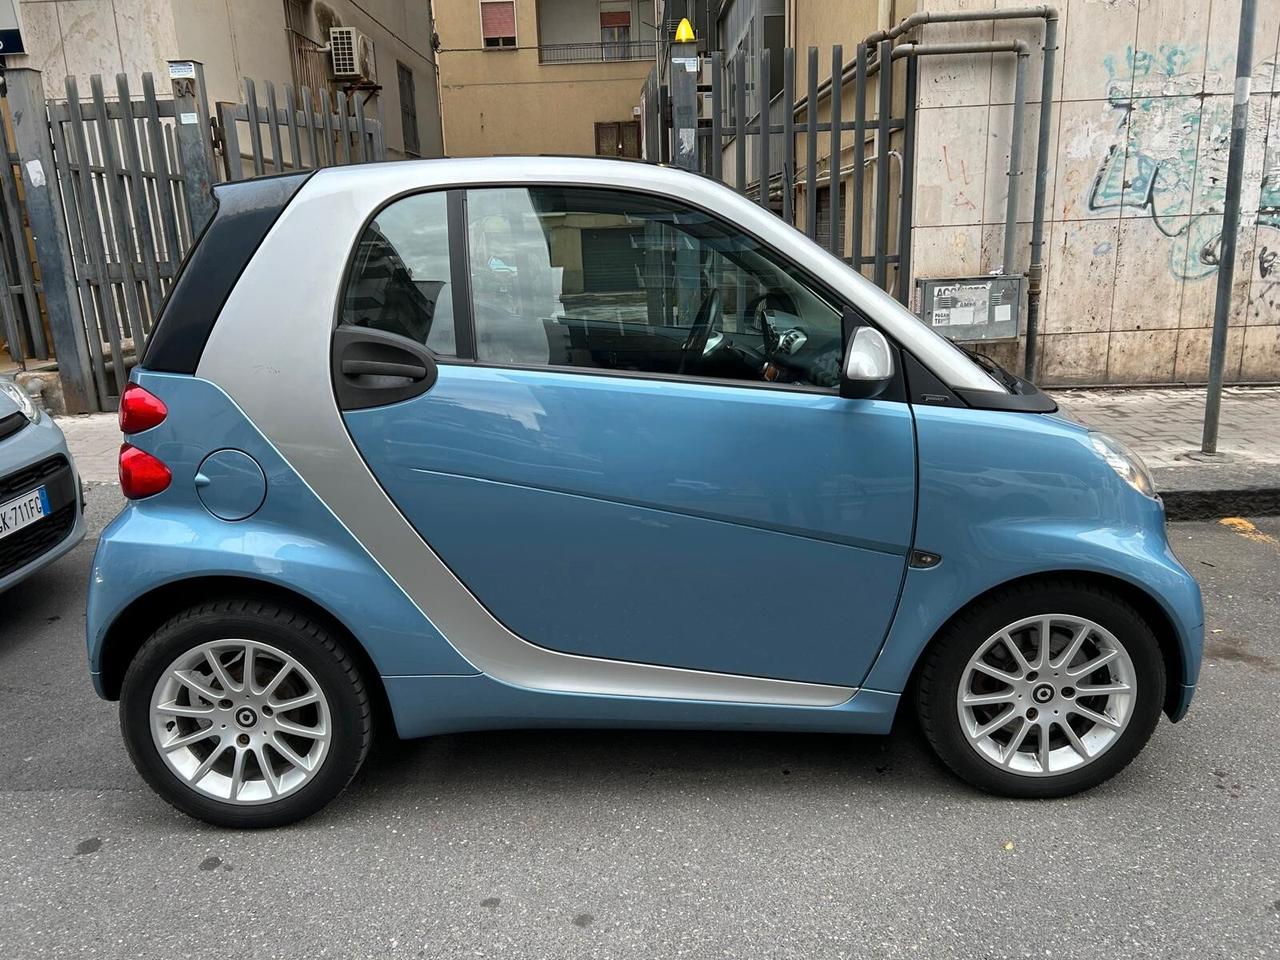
xmin=962 ymin=347 xmax=1022 ymax=392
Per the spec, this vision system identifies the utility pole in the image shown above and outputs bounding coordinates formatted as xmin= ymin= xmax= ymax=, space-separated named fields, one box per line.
xmin=1202 ymin=0 xmax=1257 ymax=454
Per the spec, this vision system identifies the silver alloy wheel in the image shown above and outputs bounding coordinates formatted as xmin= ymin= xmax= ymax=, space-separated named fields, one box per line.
xmin=149 ymin=639 xmax=332 ymax=805
xmin=956 ymin=614 xmax=1136 ymax=777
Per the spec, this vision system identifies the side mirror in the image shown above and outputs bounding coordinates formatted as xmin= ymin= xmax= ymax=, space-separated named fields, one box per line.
xmin=840 ymin=327 xmax=895 ymax=399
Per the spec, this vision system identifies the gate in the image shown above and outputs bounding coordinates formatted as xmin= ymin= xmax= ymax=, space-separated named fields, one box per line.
xmin=2 ymin=63 xmax=387 ymax=413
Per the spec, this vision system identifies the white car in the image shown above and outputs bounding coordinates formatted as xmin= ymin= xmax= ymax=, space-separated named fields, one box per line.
xmin=0 ymin=379 xmax=85 ymax=592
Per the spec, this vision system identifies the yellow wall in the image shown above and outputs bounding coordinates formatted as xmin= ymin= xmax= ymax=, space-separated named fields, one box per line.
xmin=436 ymin=0 xmax=652 ymax=156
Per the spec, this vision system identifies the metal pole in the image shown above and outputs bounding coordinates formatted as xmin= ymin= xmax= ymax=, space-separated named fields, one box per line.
xmin=170 ymin=61 xmax=217 ymax=232
xmin=782 ymin=48 xmax=795 ymax=225
xmin=851 ymin=44 xmax=867 ymax=275
xmin=1024 ymin=12 xmax=1058 ymax=380
xmin=1202 ymin=0 xmax=1257 ymax=454
xmin=757 ymin=47 xmax=770 ymax=208
xmin=805 ymin=47 xmax=818 ymax=238
xmin=829 ymin=44 xmax=843 ymax=255
xmin=670 ymin=39 xmax=700 ymax=172
xmin=896 ymin=55 xmax=918 ymax=305
xmin=873 ymin=39 xmax=892 ymax=288
xmin=710 ymin=52 xmax=723 ymax=181
xmin=735 ymin=54 xmax=747 ymax=192
xmin=1001 ymin=49 xmax=1029 ymax=274
xmin=6 ymin=69 xmax=97 ymax=412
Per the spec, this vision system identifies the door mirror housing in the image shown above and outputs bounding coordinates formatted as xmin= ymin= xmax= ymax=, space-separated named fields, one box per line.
xmin=840 ymin=326 xmax=895 ymax=399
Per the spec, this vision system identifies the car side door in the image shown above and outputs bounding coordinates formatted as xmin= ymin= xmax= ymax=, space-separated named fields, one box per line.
xmin=334 ymin=184 xmax=917 ymax=689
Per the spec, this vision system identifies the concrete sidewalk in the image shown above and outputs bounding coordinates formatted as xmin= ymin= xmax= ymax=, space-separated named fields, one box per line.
xmin=55 ymin=384 xmax=1280 ymax=518
xmin=1050 ymin=386 xmax=1280 ymax=517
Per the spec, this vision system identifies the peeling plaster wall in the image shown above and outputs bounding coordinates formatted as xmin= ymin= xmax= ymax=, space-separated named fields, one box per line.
xmin=12 ymin=0 xmax=180 ymax=89
xmin=909 ymin=0 xmax=1280 ymax=385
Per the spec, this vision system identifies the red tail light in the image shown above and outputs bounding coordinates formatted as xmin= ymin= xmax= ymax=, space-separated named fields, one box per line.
xmin=119 ymin=444 xmax=172 ymax=499
xmin=119 ymin=384 xmax=168 ymax=434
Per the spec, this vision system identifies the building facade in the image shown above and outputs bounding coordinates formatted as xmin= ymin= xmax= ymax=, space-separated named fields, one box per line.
xmin=895 ymin=0 xmax=1280 ymax=385
xmin=646 ymin=0 xmax=1280 ymax=386
xmin=12 ymin=0 xmax=443 ymax=160
xmin=434 ymin=0 xmax=656 ymax=157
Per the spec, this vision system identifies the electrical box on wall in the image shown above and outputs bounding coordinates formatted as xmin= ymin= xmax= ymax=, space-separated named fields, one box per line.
xmin=915 ymin=275 xmax=1024 ymax=342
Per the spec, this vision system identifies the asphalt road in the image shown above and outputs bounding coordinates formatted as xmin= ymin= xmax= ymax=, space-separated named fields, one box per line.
xmin=1 ymin=501 xmax=1277 ymax=959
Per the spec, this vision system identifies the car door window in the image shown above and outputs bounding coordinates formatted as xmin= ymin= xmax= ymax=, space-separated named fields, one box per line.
xmin=465 ymin=186 xmax=845 ymax=388
xmin=341 ymin=191 xmax=456 ymax=356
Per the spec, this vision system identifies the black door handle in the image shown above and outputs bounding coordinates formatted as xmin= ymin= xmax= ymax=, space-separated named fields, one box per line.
xmin=332 ymin=326 xmax=439 ymax=410
xmin=341 ymin=358 xmax=428 ymax=380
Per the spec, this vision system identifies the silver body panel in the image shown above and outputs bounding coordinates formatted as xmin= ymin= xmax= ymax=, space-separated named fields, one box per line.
xmin=198 ymin=158 xmax=994 ymax=707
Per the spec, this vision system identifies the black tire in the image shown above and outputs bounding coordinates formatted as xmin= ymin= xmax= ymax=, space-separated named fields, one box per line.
xmin=916 ymin=579 xmax=1166 ymax=798
xmin=120 ymin=599 xmax=373 ymax=828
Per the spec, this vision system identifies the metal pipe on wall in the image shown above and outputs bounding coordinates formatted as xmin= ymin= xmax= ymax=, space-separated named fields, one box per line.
xmin=1003 ymin=48 xmax=1030 ymax=276
xmin=868 ymin=41 xmax=1030 ymax=289
xmin=854 ymin=7 xmax=1059 ymax=378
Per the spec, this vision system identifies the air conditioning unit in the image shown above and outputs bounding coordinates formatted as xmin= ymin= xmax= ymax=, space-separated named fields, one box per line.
xmin=330 ymin=26 xmax=376 ymax=83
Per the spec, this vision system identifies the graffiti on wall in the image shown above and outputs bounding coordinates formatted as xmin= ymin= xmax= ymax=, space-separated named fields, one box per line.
xmin=1086 ymin=44 xmax=1278 ymax=281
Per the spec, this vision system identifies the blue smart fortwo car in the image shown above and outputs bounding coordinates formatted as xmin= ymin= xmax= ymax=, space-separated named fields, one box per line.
xmin=88 ymin=158 xmax=1202 ymax=827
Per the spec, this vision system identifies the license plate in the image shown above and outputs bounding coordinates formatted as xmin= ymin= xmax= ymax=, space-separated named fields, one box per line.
xmin=0 ymin=486 xmax=50 ymax=540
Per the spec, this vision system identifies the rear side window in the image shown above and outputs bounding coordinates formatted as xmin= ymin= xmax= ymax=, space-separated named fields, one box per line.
xmin=340 ymin=192 xmax=456 ymax=356
xmin=143 ymin=172 xmax=312 ymax=373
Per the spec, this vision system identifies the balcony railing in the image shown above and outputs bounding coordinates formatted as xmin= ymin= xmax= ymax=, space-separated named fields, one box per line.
xmin=538 ymin=40 xmax=657 ymax=64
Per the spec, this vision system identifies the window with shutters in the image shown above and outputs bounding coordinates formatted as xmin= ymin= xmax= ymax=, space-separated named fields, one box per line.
xmin=815 ymin=183 xmax=846 ymax=258
xmin=594 ymin=121 xmax=641 ymax=159
xmin=600 ymin=9 xmax=630 ymax=58
xmin=397 ymin=63 xmax=420 ymax=157
xmin=480 ymin=0 xmax=517 ymax=48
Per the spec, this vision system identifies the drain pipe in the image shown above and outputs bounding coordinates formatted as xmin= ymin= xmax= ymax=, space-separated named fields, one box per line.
xmin=1024 ymin=12 xmax=1058 ymax=381
xmin=864 ymin=6 xmax=1059 ymax=379
xmin=867 ymin=40 xmax=1030 ymax=277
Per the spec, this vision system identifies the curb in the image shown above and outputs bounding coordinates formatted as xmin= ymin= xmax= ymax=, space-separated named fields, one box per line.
xmin=1161 ymin=487 xmax=1280 ymax=522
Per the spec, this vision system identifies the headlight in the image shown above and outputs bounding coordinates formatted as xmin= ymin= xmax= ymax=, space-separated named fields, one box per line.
xmin=0 ymin=379 xmax=39 ymax=423
xmin=1089 ymin=431 xmax=1155 ymax=497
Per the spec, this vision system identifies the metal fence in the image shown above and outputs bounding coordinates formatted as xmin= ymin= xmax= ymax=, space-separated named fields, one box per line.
xmin=538 ymin=41 xmax=657 ymax=64
xmin=48 ymin=73 xmax=194 ymax=408
xmin=0 ymin=63 xmax=387 ymax=412
xmin=649 ymin=11 xmax=1060 ymax=377
xmin=0 ymin=100 xmax=47 ymax=366
xmin=217 ymin=77 xmax=384 ymax=181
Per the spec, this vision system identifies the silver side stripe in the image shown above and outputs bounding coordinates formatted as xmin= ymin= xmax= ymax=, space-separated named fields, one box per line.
xmin=197 ymin=164 xmax=858 ymax=708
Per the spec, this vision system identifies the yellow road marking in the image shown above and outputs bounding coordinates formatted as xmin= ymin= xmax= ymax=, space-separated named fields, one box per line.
xmin=1219 ymin=516 xmax=1280 ymax=547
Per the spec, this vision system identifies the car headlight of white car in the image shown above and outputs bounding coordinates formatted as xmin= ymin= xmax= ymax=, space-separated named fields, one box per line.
xmin=1090 ymin=431 xmax=1155 ymax=498
xmin=0 ymin=379 xmax=40 ymax=423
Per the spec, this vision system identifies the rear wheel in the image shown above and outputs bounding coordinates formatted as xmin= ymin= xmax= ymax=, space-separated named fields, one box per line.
xmin=120 ymin=599 xmax=372 ymax=827
xmin=917 ymin=581 xmax=1166 ymax=798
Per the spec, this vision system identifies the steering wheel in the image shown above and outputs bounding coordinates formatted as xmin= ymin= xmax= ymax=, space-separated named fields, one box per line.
xmin=744 ymin=292 xmax=779 ymax=355
xmin=678 ymin=288 xmax=723 ymax=374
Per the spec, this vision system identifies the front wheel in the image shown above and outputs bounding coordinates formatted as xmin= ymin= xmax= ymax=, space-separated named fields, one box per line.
xmin=120 ymin=599 xmax=372 ymax=828
xmin=917 ymin=581 xmax=1166 ymax=798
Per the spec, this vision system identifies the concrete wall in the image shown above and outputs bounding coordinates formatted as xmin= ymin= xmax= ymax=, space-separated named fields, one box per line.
xmin=13 ymin=0 xmax=443 ymax=159
xmin=905 ymin=0 xmax=1280 ymax=385
xmin=538 ymin=0 xmax=655 ymax=46
xmin=13 ymin=0 xmax=179 ymax=89
xmin=436 ymin=0 xmax=653 ymax=156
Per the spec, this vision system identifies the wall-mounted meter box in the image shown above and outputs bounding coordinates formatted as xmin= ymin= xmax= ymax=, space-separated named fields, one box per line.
xmin=915 ymin=275 xmax=1024 ymax=342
